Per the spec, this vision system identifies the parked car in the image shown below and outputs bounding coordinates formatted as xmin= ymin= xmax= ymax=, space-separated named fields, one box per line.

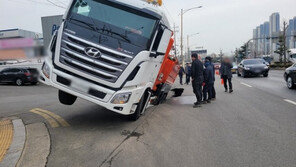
xmin=237 ymin=59 xmax=269 ymax=78
xmin=232 ymin=62 xmax=238 ymax=74
xmin=284 ymin=63 xmax=296 ymax=89
xmin=0 ymin=67 xmax=39 ymax=86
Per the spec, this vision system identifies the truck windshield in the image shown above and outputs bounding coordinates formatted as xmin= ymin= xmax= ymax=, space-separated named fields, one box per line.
xmin=69 ymin=0 xmax=157 ymax=48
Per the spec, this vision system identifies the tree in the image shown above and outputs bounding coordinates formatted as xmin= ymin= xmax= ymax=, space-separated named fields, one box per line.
xmin=237 ymin=43 xmax=248 ymax=62
xmin=274 ymin=34 xmax=286 ymax=63
xmin=274 ymin=21 xmax=288 ymax=66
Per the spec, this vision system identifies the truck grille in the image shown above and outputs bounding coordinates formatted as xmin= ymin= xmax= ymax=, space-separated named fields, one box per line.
xmin=59 ymin=32 xmax=133 ymax=83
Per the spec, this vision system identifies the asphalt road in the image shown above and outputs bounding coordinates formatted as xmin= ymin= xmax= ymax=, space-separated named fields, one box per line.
xmin=0 ymin=70 xmax=296 ymax=167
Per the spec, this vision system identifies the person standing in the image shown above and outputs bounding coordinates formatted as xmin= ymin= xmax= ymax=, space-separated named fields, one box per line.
xmin=191 ymin=53 xmax=204 ymax=107
xmin=179 ymin=65 xmax=185 ymax=85
xmin=208 ymin=57 xmax=216 ymax=99
xmin=202 ymin=57 xmax=215 ymax=103
xmin=185 ymin=63 xmax=191 ymax=85
xmin=219 ymin=57 xmax=233 ymax=93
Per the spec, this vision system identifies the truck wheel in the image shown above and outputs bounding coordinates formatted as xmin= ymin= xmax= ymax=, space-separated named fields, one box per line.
xmin=58 ymin=90 xmax=77 ymax=105
xmin=130 ymin=90 xmax=150 ymax=121
xmin=263 ymin=73 xmax=268 ymax=77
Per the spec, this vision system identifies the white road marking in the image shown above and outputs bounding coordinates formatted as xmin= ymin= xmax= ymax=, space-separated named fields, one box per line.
xmin=240 ymin=82 xmax=252 ymax=88
xmin=284 ymin=99 xmax=296 ymax=106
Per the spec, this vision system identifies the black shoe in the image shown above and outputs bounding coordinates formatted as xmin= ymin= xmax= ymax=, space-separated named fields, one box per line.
xmin=225 ymin=89 xmax=228 ymax=92
xmin=207 ymin=100 xmax=211 ymax=103
xmin=201 ymin=101 xmax=207 ymax=104
xmin=193 ymin=103 xmax=201 ymax=108
xmin=229 ymin=89 xmax=233 ymax=93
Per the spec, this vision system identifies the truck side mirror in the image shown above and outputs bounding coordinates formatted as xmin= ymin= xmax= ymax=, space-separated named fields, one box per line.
xmin=156 ymin=28 xmax=172 ymax=55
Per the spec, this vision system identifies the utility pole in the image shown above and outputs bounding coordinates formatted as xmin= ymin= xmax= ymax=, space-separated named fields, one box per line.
xmin=283 ymin=21 xmax=288 ymax=67
xmin=187 ymin=35 xmax=189 ymax=63
xmin=180 ymin=9 xmax=184 ymax=65
xmin=173 ymin=24 xmax=178 ymax=57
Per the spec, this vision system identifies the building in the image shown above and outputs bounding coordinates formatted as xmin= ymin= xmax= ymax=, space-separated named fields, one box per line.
xmin=251 ymin=13 xmax=296 ymax=62
xmin=263 ymin=22 xmax=270 ymax=55
xmin=0 ymin=29 xmax=43 ymax=61
xmin=269 ymin=13 xmax=280 ymax=57
xmin=287 ymin=17 xmax=296 ymax=49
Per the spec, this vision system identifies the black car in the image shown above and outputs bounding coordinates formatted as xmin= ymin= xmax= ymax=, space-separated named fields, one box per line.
xmin=284 ymin=63 xmax=296 ymax=89
xmin=0 ymin=68 xmax=39 ymax=86
xmin=237 ymin=59 xmax=269 ymax=78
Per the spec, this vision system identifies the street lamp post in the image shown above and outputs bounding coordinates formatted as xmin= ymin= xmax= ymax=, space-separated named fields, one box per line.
xmin=180 ymin=6 xmax=202 ymax=66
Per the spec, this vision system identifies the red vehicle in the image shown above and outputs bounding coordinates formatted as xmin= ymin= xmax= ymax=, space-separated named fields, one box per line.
xmin=152 ymin=38 xmax=181 ymax=104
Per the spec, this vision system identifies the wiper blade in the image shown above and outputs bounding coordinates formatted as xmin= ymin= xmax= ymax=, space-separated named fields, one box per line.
xmin=69 ymin=17 xmax=96 ymax=31
xmin=97 ymin=27 xmax=131 ymax=43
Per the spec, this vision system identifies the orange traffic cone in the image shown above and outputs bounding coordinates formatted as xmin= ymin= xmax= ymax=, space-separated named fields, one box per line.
xmin=221 ymin=79 xmax=224 ymax=85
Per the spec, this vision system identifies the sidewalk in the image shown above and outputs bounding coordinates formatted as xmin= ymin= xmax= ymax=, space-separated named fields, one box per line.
xmin=0 ymin=118 xmax=50 ymax=167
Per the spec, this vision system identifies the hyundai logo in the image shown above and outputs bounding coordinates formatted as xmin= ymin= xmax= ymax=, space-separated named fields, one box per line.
xmin=84 ymin=47 xmax=101 ymax=58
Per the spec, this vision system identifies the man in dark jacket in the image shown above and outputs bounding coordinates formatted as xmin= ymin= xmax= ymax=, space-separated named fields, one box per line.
xmin=191 ymin=53 xmax=204 ymax=107
xmin=185 ymin=63 xmax=191 ymax=85
xmin=202 ymin=57 xmax=215 ymax=103
xmin=179 ymin=65 xmax=185 ymax=85
xmin=219 ymin=57 xmax=233 ymax=93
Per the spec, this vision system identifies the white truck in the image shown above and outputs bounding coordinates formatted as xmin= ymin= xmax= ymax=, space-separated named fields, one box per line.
xmin=289 ymin=49 xmax=296 ymax=63
xmin=40 ymin=0 xmax=173 ymax=120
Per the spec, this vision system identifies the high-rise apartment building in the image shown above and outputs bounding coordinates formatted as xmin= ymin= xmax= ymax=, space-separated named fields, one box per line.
xmin=269 ymin=13 xmax=280 ymax=55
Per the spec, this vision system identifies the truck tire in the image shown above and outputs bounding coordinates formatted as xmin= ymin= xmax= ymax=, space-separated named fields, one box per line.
xmin=58 ymin=90 xmax=77 ymax=105
xmin=130 ymin=90 xmax=150 ymax=121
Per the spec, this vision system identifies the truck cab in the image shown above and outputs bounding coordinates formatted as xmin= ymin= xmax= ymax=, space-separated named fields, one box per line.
xmin=289 ymin=49 xmax=296 ymax=63
xmin=40 ymin=0 xmax=173 ymax=120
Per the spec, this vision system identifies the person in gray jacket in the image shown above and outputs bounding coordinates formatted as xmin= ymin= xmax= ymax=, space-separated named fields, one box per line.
xmin=220 ymin=57 xmax=233 ymax=93
xmin=202 ymin=58 xmax=215 ymax=103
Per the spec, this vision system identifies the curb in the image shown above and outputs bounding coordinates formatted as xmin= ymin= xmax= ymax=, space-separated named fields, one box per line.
xmin=0 ymin=119 xmax=26 ymax=167
xmin=16 ymin=123 xmax=50 ymax=167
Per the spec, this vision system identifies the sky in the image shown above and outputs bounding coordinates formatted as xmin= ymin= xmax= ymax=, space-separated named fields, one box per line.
xmin=0 ymin=0 xmax=296 ymax=54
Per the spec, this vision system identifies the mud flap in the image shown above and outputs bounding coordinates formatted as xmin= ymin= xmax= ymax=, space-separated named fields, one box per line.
xmin=171 ymin=88 xmax=184 ymax=97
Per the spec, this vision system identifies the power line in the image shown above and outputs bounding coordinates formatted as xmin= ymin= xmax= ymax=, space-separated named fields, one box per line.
xmin=45 ymin=0 xmax=66 ymax=9
xmin=3 ymin=0 xmax=67 ymax=9
xmin=53 ymin=0 xmax=68 ymax=6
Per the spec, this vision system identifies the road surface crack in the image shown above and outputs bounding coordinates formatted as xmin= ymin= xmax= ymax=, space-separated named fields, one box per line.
xmin=98 ymin=106 xmax=157 ymax=167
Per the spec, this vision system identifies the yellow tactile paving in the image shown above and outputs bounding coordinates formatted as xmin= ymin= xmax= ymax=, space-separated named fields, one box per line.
xmin=34 ymin=108 xmax=70 ymax=127
xmin=30 ymin=110 xmax=60 ymax=128
xmin=0 ymin=119 xmax=13 ymax=162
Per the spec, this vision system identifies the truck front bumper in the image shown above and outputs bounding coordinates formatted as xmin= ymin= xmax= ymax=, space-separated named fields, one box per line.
xmin=39 ymin=61 xmax=145 ymax=115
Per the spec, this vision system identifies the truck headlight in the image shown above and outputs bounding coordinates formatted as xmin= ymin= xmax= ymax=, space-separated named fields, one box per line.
xmin=42 ymin=62 xmax=50 ymax=79
xmin=244 ymin=67 xmax=250 ymax=70
xmin=264 ymin=66 xmax=269 ymax=69
xmin=111 ymin=93 xmax=131 ymax=104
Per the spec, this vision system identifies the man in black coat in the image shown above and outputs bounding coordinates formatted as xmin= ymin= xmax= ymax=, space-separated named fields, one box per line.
xmin=191 ymin=53 xmax=204 ymax=107
xmin=219 ymin=57 xmax=233 ymax=93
